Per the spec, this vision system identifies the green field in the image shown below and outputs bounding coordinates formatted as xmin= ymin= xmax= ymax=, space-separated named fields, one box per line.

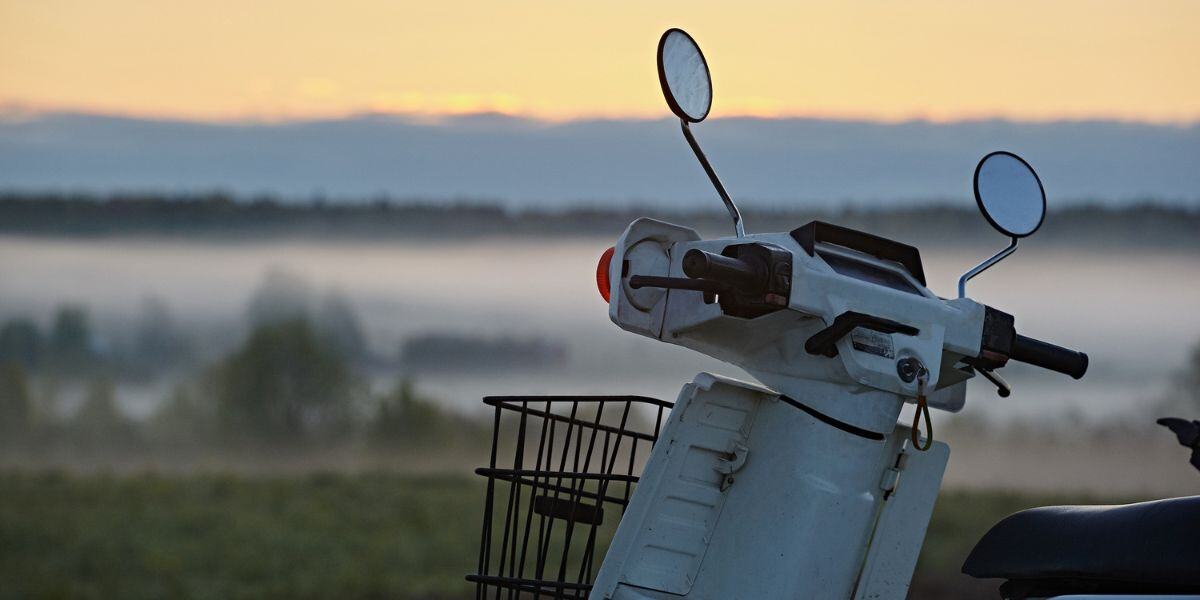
xmin=0 ymin=471 xmax=1124 ymax=599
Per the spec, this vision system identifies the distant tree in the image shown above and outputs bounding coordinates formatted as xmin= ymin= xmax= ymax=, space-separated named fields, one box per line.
xmin=247 ymin=271 xmax=368 ymax=362
xmin=0 ymin=362 xmax=32 ymax=438
xmin=131 ymin=296 xmax=192 ymax=372
xmin=246 ymin=269 xmax=313 ymax=328
xmin=0 ymin=318 xmax=42 ymax=369
xmin=315 ymin=292 xmax=368 ymax=361
xmin=214 ymin=318 xmax=355 ymax=441
xmin=368 ymin=379 xmax=445 ymax=446
xmin=72 ymin=376 xmax=135 ymax=448
xmin=149 ymin=384 xmax=216 ymax=447
xmin=400 ymin=332 xmax=567 ymax=372
xmin=367 ymin=378 xmax=485 ymax=449
xmin=48 ymin=306 xmax=96 ymax=373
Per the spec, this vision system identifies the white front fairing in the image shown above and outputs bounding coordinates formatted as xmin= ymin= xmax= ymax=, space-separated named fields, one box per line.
xmin=608 ymin=218 xmax=981 ymax=433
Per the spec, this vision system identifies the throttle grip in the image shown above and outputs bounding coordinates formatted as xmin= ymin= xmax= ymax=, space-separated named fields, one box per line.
xmin=1009 ymin=334 xmax=1089 ymax=379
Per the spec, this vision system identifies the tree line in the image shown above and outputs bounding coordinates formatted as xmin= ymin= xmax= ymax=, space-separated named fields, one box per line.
xmin=0 ymin=192 xmax=1197 ymax=246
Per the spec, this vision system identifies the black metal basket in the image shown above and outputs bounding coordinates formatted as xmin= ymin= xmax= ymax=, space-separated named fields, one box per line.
xmin=466 ymin=395 xmax=673 ymax=599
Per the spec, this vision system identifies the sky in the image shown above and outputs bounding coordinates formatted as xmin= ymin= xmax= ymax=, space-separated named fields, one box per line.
xmin=2 ymin=0 xmax=1199 ymax=123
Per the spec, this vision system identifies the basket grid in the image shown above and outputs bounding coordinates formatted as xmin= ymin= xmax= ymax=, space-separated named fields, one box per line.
xmin=466 ymin=395 xmax=672 ymax=599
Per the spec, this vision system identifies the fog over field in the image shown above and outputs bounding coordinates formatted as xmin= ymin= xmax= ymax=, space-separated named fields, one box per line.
xmin=1 ymin=230 xmax=1195 ymax=422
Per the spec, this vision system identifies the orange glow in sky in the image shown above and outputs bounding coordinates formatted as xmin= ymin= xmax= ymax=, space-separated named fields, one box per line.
xmin=1 ymin=0 xmax=1198 ymax=123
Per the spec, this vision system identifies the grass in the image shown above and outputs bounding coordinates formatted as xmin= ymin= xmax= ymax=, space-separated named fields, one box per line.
xmin=0 ymin=471 xmax=481 ymax=600
xmin=0 ymin=471 xmax=1130 ymax=599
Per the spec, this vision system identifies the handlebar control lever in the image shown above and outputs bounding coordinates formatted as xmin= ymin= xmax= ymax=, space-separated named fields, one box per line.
xmin=629 ymin=275 xmax=724 ymax=304
xmin=806 ymin=311 xmax=920 ymax=358
xmin=976 ymin=367 xmax=1012 ymax=398
xmin=629 ymin=275 xmax=725 ymax=293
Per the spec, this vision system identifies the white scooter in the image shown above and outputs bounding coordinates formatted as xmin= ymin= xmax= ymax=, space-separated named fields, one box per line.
xmin=467 ymin=28 xmax=1200 ymax=600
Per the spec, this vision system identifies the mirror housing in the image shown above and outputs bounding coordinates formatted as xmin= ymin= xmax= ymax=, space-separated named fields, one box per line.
xmin=657 ymin=28 xmax=712 ymax=123
xmin=973 ymin=151 xmax=1046 ymax=238
xmin=656 ymin=28 xmax=745 ymax=238
xmin=957 ymin=151 xmax=1047 ymax=298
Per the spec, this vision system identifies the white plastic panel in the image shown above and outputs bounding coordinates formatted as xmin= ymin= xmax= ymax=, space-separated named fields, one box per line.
xmin=609 ymin=218 xmax=701 ymax=340
xmin=600 ymin=374 xmax=765 ymax=595
xmin=592 ymin=374 xmax=947 ymax=600
xmin=852 ymin=432 xmax=949 ymax=599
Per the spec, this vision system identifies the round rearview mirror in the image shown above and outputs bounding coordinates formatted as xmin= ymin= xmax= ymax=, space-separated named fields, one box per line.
xmin=657 ymin=28 xmax=712 ymax=123
xmin=973 ymin=151 xmax=1046 ymax=238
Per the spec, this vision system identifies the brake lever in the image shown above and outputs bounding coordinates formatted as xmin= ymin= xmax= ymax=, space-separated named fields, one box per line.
xmin=628 ymin=275 xmax=726 ymax=293
xmin=628 ymin=275 xmax=727 ymax=303
xmin=976 ymin=366 xmax=1012 ymax=398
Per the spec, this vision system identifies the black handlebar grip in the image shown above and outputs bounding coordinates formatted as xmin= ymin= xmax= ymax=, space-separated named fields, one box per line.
xmin=1009 ymin=334 xmax=1089 ymax=379
xmin=682 ymin=249 xmax=763 ymax=290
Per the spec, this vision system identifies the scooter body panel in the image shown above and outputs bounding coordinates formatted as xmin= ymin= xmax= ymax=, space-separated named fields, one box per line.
xmin=590 ymin=373 xmax=947 ymax=600
xmin=853 ymin=428 xmax=949 ymax=599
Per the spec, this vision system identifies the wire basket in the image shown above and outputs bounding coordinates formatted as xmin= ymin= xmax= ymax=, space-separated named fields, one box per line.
xmin=466 ymin=395 xmax=673 ymax=599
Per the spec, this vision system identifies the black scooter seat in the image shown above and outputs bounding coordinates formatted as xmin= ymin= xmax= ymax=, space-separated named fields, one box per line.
xmin=963 ymin=496 xmax=1200 ymax=590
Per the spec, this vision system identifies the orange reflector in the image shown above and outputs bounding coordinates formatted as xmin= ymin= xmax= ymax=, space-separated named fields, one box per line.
xmin=596 ymin=246 xmax=615 ymax=303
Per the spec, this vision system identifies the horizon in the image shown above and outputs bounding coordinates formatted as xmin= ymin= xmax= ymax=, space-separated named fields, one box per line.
xmin=6 ymin=105 xmax=1200 ymax=128
xmin=3 ymin=110 xmax=1197 ymax=207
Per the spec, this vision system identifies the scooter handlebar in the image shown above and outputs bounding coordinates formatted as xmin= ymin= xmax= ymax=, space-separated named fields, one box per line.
xmin=1009 ymin=334 xmax=1088 ymax=379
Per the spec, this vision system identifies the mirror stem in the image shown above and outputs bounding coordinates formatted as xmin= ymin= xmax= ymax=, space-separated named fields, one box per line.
xmin=680 ymin=119 xmax=744 ymax=237
xmin=958 ymin=237 xmax=1018 ymax=298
